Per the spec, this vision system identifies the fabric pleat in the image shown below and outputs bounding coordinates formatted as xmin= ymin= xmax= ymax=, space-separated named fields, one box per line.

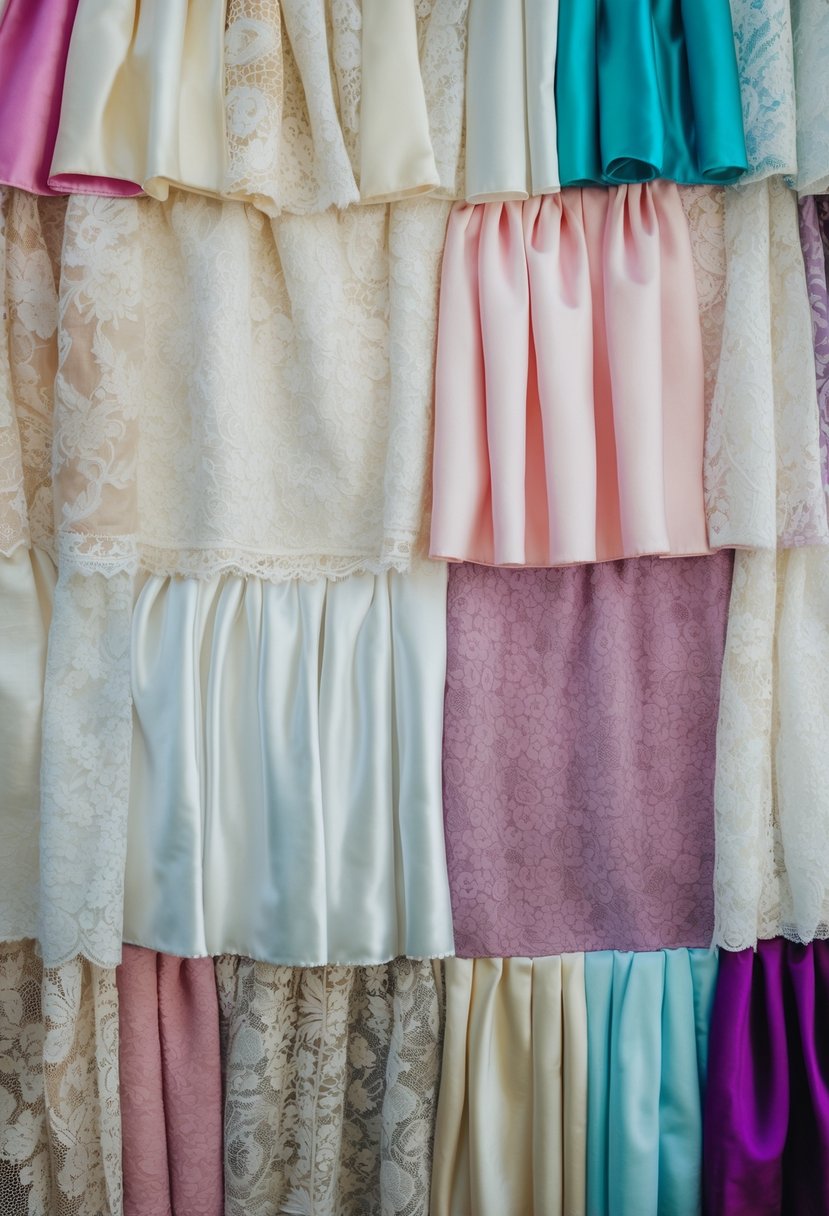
xmin=704 ymin=939 xmax=829 ymax=1216
xmin=799 ymin=195 xmax=829 ymax=500
xmin=117 ymin=947 xmax=223 ymax=1216
xmin=431 ymin=185 xmax=709 ymax=567
xmin=124 ymin=562 xmax=454 ymax=966
xmin=584 ymin=949 xmax=718 ymax=1216
xmin=555 ymin=0 xmax=746 ymax=186
xmin=430 ymin=956 xmax=588 ymax=1216
xmin=443 ymin=554 xmax=732 ymax=958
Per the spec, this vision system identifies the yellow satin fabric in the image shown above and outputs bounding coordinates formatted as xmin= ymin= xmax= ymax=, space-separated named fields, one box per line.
xmin=431 ymin=956 xmax=587 ymax=1216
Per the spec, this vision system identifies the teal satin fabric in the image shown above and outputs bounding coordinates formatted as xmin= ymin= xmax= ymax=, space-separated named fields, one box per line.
xmin=557 ymin=0 xmax=747 ymax=185
xmin=585 ymin=949 xmax=719 ymax=1216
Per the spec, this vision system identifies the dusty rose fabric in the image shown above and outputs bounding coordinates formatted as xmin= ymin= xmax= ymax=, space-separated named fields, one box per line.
xmin=117 ymin=947 xmax=224 ymax=1216
xmin=443 ymin=554 xmax=733 ymax=956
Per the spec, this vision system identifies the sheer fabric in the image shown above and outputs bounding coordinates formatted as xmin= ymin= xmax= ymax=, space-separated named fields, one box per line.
xmin=431 ymin=185 xmax=709 ymax=567
xmin=124 ymin=563 xmax=454 ymax=966
xmin=216 ymin=957 xmax=441 ymax=1216
xmin=714 ymin=547 xmax=829 ymax=951
xmin=728 ymin=0 xmax=797 ymax=182
xmin=0 ymin=939 xmax=121 ymax=1216
xmin=443 ymin=555 xmax=732 ymax=958
xmin=799 ymin=195 xmax=829 ymax=499
xmin=430 ymin=956 xmax=588 ymax=1216
xmin=464 ymin=0 xmax=559 ymax=202
xmin=792 ymin=0 xmax=829 ymax=196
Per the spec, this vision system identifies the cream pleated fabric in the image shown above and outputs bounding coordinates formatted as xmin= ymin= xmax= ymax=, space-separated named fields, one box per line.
xmin=124 ymin=562 xmax=454 ymax=965
xmin=705 ymin=179 xmax=828 ymax=550
xmin=430 ymin=956 xmax=588 ymax=1216
xmin=714 ymin=547 xmax=829 ymax=951
xmin=430 ymin=184 xmax=708 ymax=567
xmin=464 ymin=0 xmax=559 ymax=201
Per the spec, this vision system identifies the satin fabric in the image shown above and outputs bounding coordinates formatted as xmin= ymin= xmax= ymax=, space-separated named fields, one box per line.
xmin=360 ymin=0 xmax=440 ymax=203
xmin=464 ymin=0 xmax=559 ymax=201
xmin=430 ymin=956 xmax=588 ymax=1216
xmin=117 ymin=948 xmax=224 ymax=1216
xmin=49 ymin=0 xmax=226 ymax=198
xmin=585 ymin=949 xmax=718 ymax=1216
xmin=124 ymin=563 xmax=454 ymax=966
xmin=704 ymin=940 xmax=829 ymax=1216
xmin=556 ymin=0 xmax=747 ymax=186
xmin=0 ymin=548 xmax=55 ymax=942
xmin=431 ymin=186 xmax=709 ymax=567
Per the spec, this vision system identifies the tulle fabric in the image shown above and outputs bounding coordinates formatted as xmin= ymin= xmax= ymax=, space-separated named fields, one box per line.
xmin=704 ymin=939 xmax=829 ymax=1216
xmin=556 ymin=0 xmax=747 ymax=186
xmin=464 ymin=0 xmax=559 ymax=202
xmin=430 ymin=956 xmax=588 ymax=1216
xmin=124 ymin=563 xmax=454 ymax=966
xmin=117 ymin=948 xmax=223 ymax=1216
xmin=585 ymin=949 xmax=718 ymax=1216
xmin=431 ymin=185 xmax=709 ymax=568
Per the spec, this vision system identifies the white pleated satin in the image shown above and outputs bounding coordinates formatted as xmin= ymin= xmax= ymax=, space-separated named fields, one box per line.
xmin=124 ymin=562 xmax=454 ymax=966
xmin=431 ymin=956 xmax=588 ymax=1216
xmin=0 ymin=548 xmax=55 ymax=941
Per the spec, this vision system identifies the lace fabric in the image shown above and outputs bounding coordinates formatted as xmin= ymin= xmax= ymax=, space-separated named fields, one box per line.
xmin=0 ymin=939 xmax=121 ymax=1216
xmin=215 ymin=956 xmax=442 ymax=1216
xmin=792 ymin=0 xmax=829 ymax=195
xmin=728 ymin=0 xmax=797 ymax=182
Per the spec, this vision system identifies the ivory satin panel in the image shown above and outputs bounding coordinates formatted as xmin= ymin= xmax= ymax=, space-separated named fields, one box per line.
xmin=124 ymin=562 xmax=455 ymax=966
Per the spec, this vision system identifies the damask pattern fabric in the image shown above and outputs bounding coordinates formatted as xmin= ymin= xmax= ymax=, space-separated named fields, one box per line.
xmin=431 ymin=185 xmax=709 ymax=568
xmin=215 ymin=957 xmax=442 ymax=1216
xmin=443 ymin=554 xmax=732 ymax=958
xmin=117 ymin=948 xmax=223 ymax=1216
xmin=714 ymin=547 xmax=829 ymax=951
xmin=792 ymin=0 xmax=829 ymax=196
xmin=728 ymin=0 xmax=797 ymax=182
xmin=124 ymin=563 xmax=455 ymax=966
xmin=0 ymin=939 xmax=121 ymax=1216
xmin=430 ymin=956 xmax=587 ymax=1216
xmin=799 ymin=195 xmax=829 ymax=499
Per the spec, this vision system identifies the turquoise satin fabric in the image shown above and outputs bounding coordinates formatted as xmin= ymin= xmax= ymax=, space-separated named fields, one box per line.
xmin=557 ymin=0 xmax=747 ymax=185
xmin=585 ymin=949 xmax=719 ymax=1216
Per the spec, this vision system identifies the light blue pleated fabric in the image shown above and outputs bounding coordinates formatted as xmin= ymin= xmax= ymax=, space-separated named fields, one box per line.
xmin=585 ymin=949 xmax=718 ymax=1216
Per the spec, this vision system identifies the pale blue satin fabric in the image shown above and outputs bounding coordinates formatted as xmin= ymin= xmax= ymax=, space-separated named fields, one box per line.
xmin=123 ymin=562 xmax=455 ymax=965
xmin=585 ymin=949 xmax=718 ymax=1216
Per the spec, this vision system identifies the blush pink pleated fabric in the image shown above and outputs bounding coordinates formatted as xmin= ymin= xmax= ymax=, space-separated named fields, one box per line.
xmin=117 ymin=947 xmax=224 ymax=1216
xmin=431 ymin=185 xmax=709 ymax=567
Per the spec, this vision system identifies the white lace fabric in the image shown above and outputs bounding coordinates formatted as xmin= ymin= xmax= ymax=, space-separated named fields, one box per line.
xmin=792 ymin=0 xmax=829 ymax=195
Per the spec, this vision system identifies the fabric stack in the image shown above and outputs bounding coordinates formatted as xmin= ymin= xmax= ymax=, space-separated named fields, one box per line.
xmin=0 ymin=1 xmax=827 ymax=1213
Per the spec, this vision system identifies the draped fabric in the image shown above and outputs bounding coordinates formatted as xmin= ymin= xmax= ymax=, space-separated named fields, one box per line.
xmin=125 ymin=564 xmax=454 ymax=966
xmin=714 ymin=547 xmax=829 ymax=951
xmin=443 ymin=554 xmax=732 ymax=958
xmin=585 ymin=949 xmax=718 ymax=1216
xmin=704 ymin=939 xmax=829 ymax=1216
xmin=430 ymin=956 xmax=588 ymax=1216
xmin=555 ymin=0 xmax=746 ymax=186
xmin=799 ymin=196 xmax=829 ymax=499
xmin=431 ymin=185 xmax=709 ymax=568
xmin=464 ymin=0 xmax=559 ymax=202
xmin=791 ymin=0 xmax=829 ymax=196
xmin=728 ymin=0 xmax=797 ymax=183
xmin=117 ymin=949 xmax=223 ymax=1216
xmin=216 ymin=957 xmax=442 ymax=1216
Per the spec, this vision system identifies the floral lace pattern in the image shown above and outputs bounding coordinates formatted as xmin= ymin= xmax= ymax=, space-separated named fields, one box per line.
xmin=215 ymin=957 xmax=442 ymax=1216
xmin=705 ymin=179 xmax=828 ymax=550
xmin=792 ymin=0 xmax=829 ymax=194
xmin=714 ymin=547 xmax=829 ymax=950
xmin=0 ymin=940 xmax=121 ymax=1216
xmin=681 ymin=185 xmax=727 ymax=430
xmin=729 ymin=0 xmax=797 ymax=181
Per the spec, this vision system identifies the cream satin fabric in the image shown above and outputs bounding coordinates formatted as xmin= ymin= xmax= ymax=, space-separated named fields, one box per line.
xmin=0 ymin=547 xmax=55 ymax=942
xmin=431 ymin=956 xmax=587 ymax=1216
xmin=465 ymin=0 xmax=559 ymax=201
xmin=360 ymin=0 xmax=440 ymax=202
xmin=50 ymin=0 xmax=227 ymax=197
xmin=124 ymin=562 xmax=454 ymax=966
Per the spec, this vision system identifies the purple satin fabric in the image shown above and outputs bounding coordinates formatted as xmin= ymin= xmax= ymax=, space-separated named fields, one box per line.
xmin=443 ymin=553 xmax=732 ymax=956
xmin=704 ymin=940 xmax=829 ymax=1216
xmin=799 ymin=196 xmax=829 ymax=497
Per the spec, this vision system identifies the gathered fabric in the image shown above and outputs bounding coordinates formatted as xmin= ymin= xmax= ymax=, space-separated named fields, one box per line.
xmin=431 ymin=185 xmax=709 ymax=568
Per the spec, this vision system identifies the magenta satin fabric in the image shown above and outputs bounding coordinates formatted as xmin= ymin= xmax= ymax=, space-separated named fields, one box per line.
xmin=117 ymin=947 xmax=224 ymax=1216
xmin=0 ymin=0 xmax=127 ymax=195
xmin=430 ymin=185 xmax=709 ymax=567
xmin=443 ymin=553 xmax=732 ymax=956
xmin=704 ymin=940 xmax=829 ymax=1216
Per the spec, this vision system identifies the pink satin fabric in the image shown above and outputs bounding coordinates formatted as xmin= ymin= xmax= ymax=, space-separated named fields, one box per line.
xmin=431 ymin=184 xmax=709 ymax=567
xmin=0 ymin=0 xmax=131 ymax=195
xmin=117 ymin=947 xmax=224 ymax=1216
